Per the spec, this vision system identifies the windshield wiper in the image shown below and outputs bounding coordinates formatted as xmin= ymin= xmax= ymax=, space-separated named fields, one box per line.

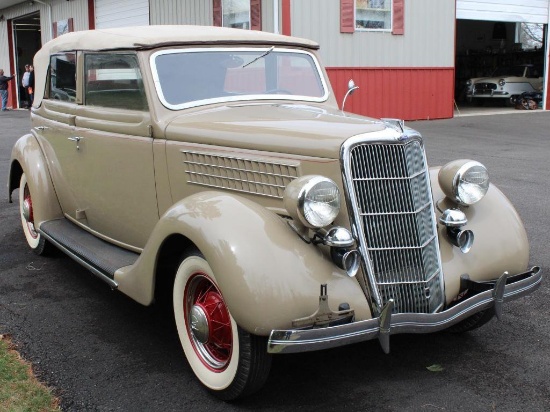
xmin=242 ymin=46 xmax=275 ymax=68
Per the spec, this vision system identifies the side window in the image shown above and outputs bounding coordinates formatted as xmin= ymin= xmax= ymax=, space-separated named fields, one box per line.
xmin=48 ymin=53 xmax=76 ymax=102
xmin=84 ymin=53 xmax=148 ymax=111
xmin=355 ymin=0 xmax=392 ymax=31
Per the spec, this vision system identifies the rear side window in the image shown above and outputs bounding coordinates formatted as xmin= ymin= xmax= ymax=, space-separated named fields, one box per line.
xmin=84 ymin=53 xmax=148 ymax=111
xmin=48 ymin=53 xmax=76 ymax=102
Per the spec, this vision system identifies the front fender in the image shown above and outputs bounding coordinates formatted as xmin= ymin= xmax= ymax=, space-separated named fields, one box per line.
xmin=8 ymin=133 xmax=63 ymax=226
xmin=430 ymin=168 xmax=530 ymax=303
xmin=115 ymin=192 xmax=372 ymax=335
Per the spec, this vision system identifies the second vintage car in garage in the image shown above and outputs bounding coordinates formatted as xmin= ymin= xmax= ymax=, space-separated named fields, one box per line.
xmin=8 ymin=26 xmax=541 ymax=400
xmin=467 ymin=63 xmax=543 ymax=105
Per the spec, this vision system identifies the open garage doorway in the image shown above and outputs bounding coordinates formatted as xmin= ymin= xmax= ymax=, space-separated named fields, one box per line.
xmin=455 ymin=19 xmax=547 ymax=116
xmin=12 ymin=12 xmax=41 ymax=109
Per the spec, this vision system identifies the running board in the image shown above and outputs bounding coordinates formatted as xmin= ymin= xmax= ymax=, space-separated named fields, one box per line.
xmin=39 ymin=219 xmax=140 ymax=289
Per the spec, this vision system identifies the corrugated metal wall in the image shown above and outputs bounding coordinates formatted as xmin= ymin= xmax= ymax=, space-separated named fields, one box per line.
xmin=290 ymin=0 xmax=455 ymax=67
xmin=95 ymin=0 xmax=149 ymax=28
xmin=457 ymin=0 xmax=549 ymax=23
xmin=149 ymin=0 xmax=274 ymax=31
xmin=288 ymin=0 xmax=456 ymax=120
xmin=149 ymin=0 xmax=212 ymax=25
xmin=327 ymin=67 xmax=455 ymax=120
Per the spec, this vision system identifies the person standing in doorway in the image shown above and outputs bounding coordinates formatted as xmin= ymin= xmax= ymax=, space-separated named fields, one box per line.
xmin=22 ymin=64 xmax=31 ymax=108
xmin=0 ymin=69 xmax=14 ymax=111
xmin=27 ymin=65 xmax=35 ymax=108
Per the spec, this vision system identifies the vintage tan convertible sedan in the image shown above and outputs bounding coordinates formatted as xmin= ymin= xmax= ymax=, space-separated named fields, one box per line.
xmin=8 ymin=26 xmax=541 ymax=400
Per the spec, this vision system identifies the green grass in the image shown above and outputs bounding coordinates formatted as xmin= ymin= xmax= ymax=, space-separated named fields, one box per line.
xmin=0 ymin=335 xmax=60 ymax=412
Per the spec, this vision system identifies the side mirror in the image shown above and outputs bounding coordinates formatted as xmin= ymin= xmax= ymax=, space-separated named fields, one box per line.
xmin=341 ymin=79 xmax=359 ymax=112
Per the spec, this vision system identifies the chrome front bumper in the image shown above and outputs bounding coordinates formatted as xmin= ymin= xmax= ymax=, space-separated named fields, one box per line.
xmin=267 ymin=266 xmax=541 ymax=354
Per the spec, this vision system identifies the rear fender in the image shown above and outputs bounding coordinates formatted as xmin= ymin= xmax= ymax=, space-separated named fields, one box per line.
xmin=8 ymin=133 xmax=63 ymax=226
xmin=115 ymin=192 xmax=372 ymax=335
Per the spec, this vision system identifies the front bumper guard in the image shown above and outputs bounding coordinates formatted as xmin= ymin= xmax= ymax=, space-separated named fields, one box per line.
xmin=267 ymin=266 xmax=541 ymax=354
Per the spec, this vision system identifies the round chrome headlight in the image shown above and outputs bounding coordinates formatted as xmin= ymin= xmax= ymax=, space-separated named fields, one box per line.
xmin=466 ymin=79 xmax=472 ymax=86
xmin=439 ymin=160 xmax=490 ymax=206
xmin=284 ymin=176 xmax=341 ymax=229
xmin=498 ymin=79 xmax=506 ymax=87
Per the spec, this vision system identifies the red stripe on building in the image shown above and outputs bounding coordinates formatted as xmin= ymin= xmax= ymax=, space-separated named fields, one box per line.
xmin=7 ymin=19 xmax=16 ymax=109
xmin=326 ymin=67 xmax=455 ymax=121
xmin=88 ymin=0 xmax=95 ymax=30
xmin=282 ymin=0 xmax=291 ymax=36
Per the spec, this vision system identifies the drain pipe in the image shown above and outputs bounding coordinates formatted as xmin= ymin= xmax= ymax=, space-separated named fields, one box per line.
xmin=545 ymin=7 xmax=550 ymax=110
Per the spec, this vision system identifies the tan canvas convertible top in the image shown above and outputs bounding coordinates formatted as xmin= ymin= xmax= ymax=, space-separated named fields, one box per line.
xmin=33 ymin=25 xmax=319 ymax=108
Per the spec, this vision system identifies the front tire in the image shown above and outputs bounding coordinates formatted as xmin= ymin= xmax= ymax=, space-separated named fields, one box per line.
xmin=173 ymin=252 xmax=271 ymax=400
xmin=19 ymin=173 xmax=52 ymax=255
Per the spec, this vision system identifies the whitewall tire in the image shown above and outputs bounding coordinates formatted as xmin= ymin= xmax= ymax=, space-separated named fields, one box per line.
xmin=173 ymin=252 xmax=271 ymax=400
xmin=19 ymin=173 xmax=51 ymax=255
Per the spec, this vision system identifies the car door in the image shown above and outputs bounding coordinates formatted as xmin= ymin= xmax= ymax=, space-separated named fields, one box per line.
xmin=70 ymin=52 xmax=158 ymax=250
xmin=36 ymin=53 xmax=81 ymax=218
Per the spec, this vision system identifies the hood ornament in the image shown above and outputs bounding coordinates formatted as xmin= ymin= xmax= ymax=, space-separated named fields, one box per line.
xmin=381 ymin=118 xmax=407 ymax=140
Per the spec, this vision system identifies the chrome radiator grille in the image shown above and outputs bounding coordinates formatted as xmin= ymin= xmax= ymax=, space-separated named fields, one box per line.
xmin=346 ymin=140 xmax=443 ymax=314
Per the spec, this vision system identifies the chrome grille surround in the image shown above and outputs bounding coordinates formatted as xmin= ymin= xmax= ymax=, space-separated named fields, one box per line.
xmin=341 ymin=129 xmax=445 ymax=315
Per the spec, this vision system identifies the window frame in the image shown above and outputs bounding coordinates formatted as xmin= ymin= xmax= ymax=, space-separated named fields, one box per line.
xmin=46 ymin=52 xmax=77 ymax=102
xmin=354 ymin=0 xmax=393 ymax=32
xmin=83 ymin=51 xmax=149 ymax=111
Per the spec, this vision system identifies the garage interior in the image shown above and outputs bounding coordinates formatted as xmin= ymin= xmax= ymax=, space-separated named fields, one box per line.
xmin=455 ymin=18 xmax=546 ymax=114
xmin=11 ymin=11 xmax=41 ymax=108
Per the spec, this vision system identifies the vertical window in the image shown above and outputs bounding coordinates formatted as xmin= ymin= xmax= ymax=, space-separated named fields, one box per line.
xmin=222 ymin=0 xmax=250 ymax=29
xmin=355 ymin=0 xmax=392 ymax=31
xmin=84 ymin=53 xmax=148 ymax=111
xmin=48 ymin=53 xmax=77 ymax=102
xmin=213 ymin=0 xmax=261 ymax=30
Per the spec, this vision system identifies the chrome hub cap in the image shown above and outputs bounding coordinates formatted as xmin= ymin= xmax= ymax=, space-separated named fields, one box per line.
xmin=190 ymin=304 xmax=209 ymax=344
xmin=185 ymin=273 xmax=233 ymax=371
xmin=22 ymin=198 xmax=32 ymax=222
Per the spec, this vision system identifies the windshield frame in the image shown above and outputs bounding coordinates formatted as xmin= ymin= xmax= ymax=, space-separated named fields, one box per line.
xmin=150 ymin=47 xmax=330 ymax=110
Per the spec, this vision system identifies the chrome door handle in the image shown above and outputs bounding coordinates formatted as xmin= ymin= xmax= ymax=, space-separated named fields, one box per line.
xmin=68 ymin=136 xmax=83 ymax=150
xmin=35 ymin=126 xmax=48 ymax=130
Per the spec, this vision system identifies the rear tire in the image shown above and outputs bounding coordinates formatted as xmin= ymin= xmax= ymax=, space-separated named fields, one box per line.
xmin=19 ymin=173 xmax=53 ymax=255
xmin=173 ymin=252 xmax=271 ymax=400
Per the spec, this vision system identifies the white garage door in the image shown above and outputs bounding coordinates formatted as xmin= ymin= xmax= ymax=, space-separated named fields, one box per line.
xmin=457 ymin=0 xmax=549 ymax=24
xmin=95 ymin=0 xmax=150 ymax=29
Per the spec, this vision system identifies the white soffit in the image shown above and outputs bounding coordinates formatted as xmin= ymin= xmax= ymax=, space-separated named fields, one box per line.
xmin=457 ymin=0 xmax=550 ymax=24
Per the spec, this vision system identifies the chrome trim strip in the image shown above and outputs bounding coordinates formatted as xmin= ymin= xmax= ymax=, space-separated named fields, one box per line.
xmin=267 ymin=267 xmax=542 ymax=354
xmin=181 ymin=149 xmax=300 ymax=168
xmin=185 ymin=171 xmax=287 ymax=190
xmin=38 ymin=228 xmax=119 ymax=289
xmin=185 ymin=180 xmax=286 ymax=199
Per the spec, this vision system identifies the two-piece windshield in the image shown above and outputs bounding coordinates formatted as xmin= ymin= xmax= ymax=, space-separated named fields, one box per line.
xmin=151 ymin=47 xmax=328 ymax=109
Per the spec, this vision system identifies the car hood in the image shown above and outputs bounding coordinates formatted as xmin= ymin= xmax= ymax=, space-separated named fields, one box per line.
xmin=164 ymin=103 xmax=388 ymax=159
xmin=474 ymin=75 xmax=541 ymax=83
